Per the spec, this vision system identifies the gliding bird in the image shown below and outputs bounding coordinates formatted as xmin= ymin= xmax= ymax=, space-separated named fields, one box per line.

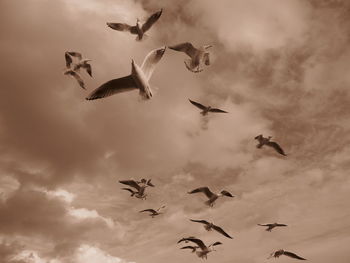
xmin=268 ymin=249 xmax=306 ymax=260
xmin=189 ymin=99 xmax=228 ymax=115
xmin=188 ymin=187 xmax=234 ymax=207
xmin=169 ymin=42 xmax=212 ymax=73
xmin=178 ymin=237 xmax=222 ymax=259
xmin=190 ymin=219 xmax=233 ymax=239
xmin=255 ymin=134 xmax=287 ymax=156
xmin=258 ymin=223 xmax=287 ymax=232
xmin=119 ymin=179 xmax=154 ymax=199
xmin=65 ymin=51 xmax=92 ymax=77
xmin=86 ymin=47 xmax=166 ymax=100
xmin=139 ymin=205 xmax=166 ymax=217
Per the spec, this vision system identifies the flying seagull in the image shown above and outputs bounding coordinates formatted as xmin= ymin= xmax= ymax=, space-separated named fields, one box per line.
xmin=63 ymin=69 xmax=86 ymax=89
xmin=119 ymin=179 xmax=154 ymax=199
xmin=255 ymin=134 xmax=287 ymax=156
xmin=178 ymin=237 xmax=222 ymax=259
xmin=107 ymin=9 xmax=162 ymax=41
xmin=168 ymin=42 xmax=212 ymax=73
xmin=268 ymin=249 xmax=306 ymax=260
xmin=258 ymin=223 xmax=288 ymax=232
xmin=188 ymin=187 xmax=234 ymax=207
xmin=65 ymin=51 xmax=92 ymax=77
xmin=139 ymin=205 xmax=166 ymax=217
xmin=189 ymin=99 xmax=228 ymax=115
xmin=86 ymin=46 xmax=166 ymax=101
xmin=190 ymin=219 xmax=233 ymax=239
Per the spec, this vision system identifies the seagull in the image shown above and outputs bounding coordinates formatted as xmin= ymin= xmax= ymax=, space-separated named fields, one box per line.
xmin=189 ymin=99 xmax=228 ymax=115
xmin=190 ymin=219 xmax=233 ymax=239
xmin=63 ymin=69 xmax=86 ymax=89
xmin=188 ymin=187 xmax=234 ymax=207
xmin=255 ymin=134 xmax=287 ymax=156
xmin=168 ymin=42 xmax=212 ymax=73
xmin=107 ymin=9 xmax=162 ymax=41
xmin=178 ymin=237 xmax=222 ymax=259
xmin=268 ymin=249 xmax=306 ymax=260
xmin=65 ymin=51 xmax=92 ymax=77
xmin=86 ymin=46 xmax=166 ymax=101
xmin=258 ymin=223 xmax=288 ymax=232
xmin=119 ymin=179 xmax=154 ymax=199
xmin=139 ymin=205 xmax=166 ymax=217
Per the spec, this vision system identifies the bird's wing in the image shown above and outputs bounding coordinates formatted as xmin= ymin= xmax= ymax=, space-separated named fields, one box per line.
xmin=180 ymin=246 xmax=197 ymax=251
xmin=188 ymin=187 xmax=214 ymax=199
xmin=84 ymin=63 xmax=92 ymax=77
xmin=209 ymin=108 xmax=228 ymax=113
xmin=141 ymin=46 xmax=166 ymax=81
xmin=276 ymin=224 xmax=288 ymax=227
xmin=257 ymin=224 xmax=269 ymax=227
xmin=67 ymin=51 xmax=82 ymax=60
xmin=204 ymin=53 xmax=210 ymax=65
xmin=141 ymin=9 xmax=162 ymax=32
xmin=212 ymin=225 xmax=233 ymax=239
xmin=118 ymin=180 xmax=141 ymax=191
xmin=211 ymin=241 xmax=223 ymax=247
xmin=146 ymin=179 xmax=155 ymax=187
xmin=65 ymin=52 xmax=73 ymax=68
xmin=283 ymin=251 xmax=306 ymax=260
xmin=190 ymin=219 xmax=210 ymax=225
xmin=220 ymin=190 xmax=234 ymax=197
xmin=86 ymin=75 xmax=137 ymax=100
xmin=188 ymin=99 xmax=207 ymax=110
xmin=139 ymin=209 xmax=157 ymax=214
xmin=69 ymin=71 xmax=85 ymax=89
xmin=168 ymin=42 xmax=198 ymax=58
xmin=106 ymin=23 xmax=137 ymax=34
xmin=184 ymin=238 xmax=206 ymax=250
xmin=177 ymin=236 xmax=196 ymax=244
xmin=121 ymin=188 xmax=135 ymax=193
xmin=266 ymin=141 xmax=286 ymax=156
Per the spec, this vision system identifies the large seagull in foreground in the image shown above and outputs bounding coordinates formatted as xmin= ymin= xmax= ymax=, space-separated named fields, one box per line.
xmin=86 ymin=47 xmax=166 ymax=101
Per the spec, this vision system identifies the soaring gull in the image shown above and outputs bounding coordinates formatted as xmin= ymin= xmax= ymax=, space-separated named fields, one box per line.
xmin=189 ymin=99 xmax=228 ymax=115
xmin=188 ymin=187 xmax=234 ymax=207
xmin=190 ymin=219 xmax=233 ymax=238
xmin=255 ymin=134 xmax=287 ymax=156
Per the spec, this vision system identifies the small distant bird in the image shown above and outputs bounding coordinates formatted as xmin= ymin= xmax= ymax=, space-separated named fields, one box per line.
xmin=268 ymin=249 xmax=306 ymax=260
xmin=63 ymin=69 xmax=85 ymax=89
xmin=188 ymin=187 xmax=234 ymax=207
xmin=255 ymin=134 xmax=287 ymax=156
xmin=86 ymin=47 xmax=166 ymax=101
xmin=190 ymin=219 xmax=233 ymax=239
xmin=139 ymin=205 xmax=166 ymax=218
xmin=119 ymin=179 xmax=154 ymax=199
xmin=189 ymin=99 xmax=228 ymax=115
xmin=168 ymin=42 xmax=212 ymax=73
xmin=107 ymin=9 xmax=162 ymax=41
xmin=258 ymin=223 xmax=288 ymax=232
xmin=65 ymin=51 xmax=92 ymax=77
xmin=178 ymin=237 xmax=222 ymax=259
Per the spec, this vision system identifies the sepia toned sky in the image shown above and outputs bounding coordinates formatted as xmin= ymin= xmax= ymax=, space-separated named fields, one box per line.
xmin=1 ymin=0 xmax=350 ymax=262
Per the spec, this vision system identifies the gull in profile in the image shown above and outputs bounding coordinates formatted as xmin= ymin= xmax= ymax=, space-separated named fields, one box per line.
xmin=188 ymin=187 xmax=234 ymax=207
xmin=255 ymin=134 xmax=287 ymax=156
xmin=65 ymin=51 xmax=92 ymax=77
xmin=86 ymin=47 xmax=166 ymax=100
xmin=258 ymin=223 xmax=288 ymax=232
xmin=119 ymin=179 xmax=154 ymax=200
xmin=168 ymin=42 xmax=212 ymax=73
xmin=178 ymin=237 xmax=222 ymax=259
xmin=189 ymin=99 xmax=228 ymax=115
xmin=268 ymin=250 xmax=306 ymax=260
xmin=190 ymin=219 xmax=233 ymax=239
xmin=139 ymin=205 xmax=166 ymax=218
xmin=107 ymin=9 xmax=162 ymax=41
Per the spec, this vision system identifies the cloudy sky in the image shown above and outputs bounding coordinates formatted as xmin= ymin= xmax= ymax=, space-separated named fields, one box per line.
xmin=1 ymin=0 xmax=350 ymax=262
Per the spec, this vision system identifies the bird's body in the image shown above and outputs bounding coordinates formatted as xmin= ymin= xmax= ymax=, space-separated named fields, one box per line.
xmin=258 ymin=223 xmax=287 ymax=232
xmin=86 ymin=47 xmax=166 ymax=101
xmin=188 ymin=187 xmax=234 ymax=207
xmin=107 ymin=9 xmax=162 ymax=41
xmin=189 ymin=99 xmax=228 ymax=115
xmin=190 ymin=219 xmax=233 ymax=239
xmin=178 ymin=237 xmax=222 ymax=259
xmin=269 ymin=249 xmax=306 ymax=260
xmin=119 ymin=179 xmax=154 ymax=200
xmin=169 ymin=42 xmax=212 ymax=73
xmin=255 ymin=135 xmax=287 ymax=156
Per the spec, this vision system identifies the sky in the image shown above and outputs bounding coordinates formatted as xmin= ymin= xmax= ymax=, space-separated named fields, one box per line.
xmin=1 ymin=0 xmax=350 ymax=262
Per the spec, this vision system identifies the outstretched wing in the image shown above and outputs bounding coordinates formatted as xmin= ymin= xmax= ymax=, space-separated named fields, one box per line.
xmin=146 ymin=179 xmax=155 ymax=187
xmin=141 ymin=9 xmax=162 ymax=32
xmin=106 ymin=23 xmax=138 ymax=34
xmin=211 ymin=241 xmax=222 ymax=247
xmin=139 ymin=209 xmax=157 ymax=214
xmin=276 ymin=224 xmax=288 ymax=227
xmin=84 ymin=63 xmax=92 ymax=77
xmin=188 ymin=99 xmax=207 ymax=110
xmin=66 ymin=51 xmax=82 ymax=60
xmin=190 ymin=219 xmax=210 ymax=225
xmin=121 ymin=188 xmax=135 ymax=194
xmin=283 ymin=251 xmax=306 ymax=260
xmin=182 ymin=238 xmax=206 ymax=250
xmin=141 ymin=46 xmax=166 ymax=81
xmin=86 ymin=75 xmax=137 ymax=100
xmin=119 ymin=180 xmax=141 ymax=191
xmin=220 ymin=190 xmax=234 ymax=197
xmin=188 ymin=187 xmax=215 ymax=199
xmin=169 ymin=42 xmax=198 ymax=58
xmin=65 ymin=52 xmax=73 ymax=68
xmin=212 ymin=224 xmax=233 ymax=239
xmin=209 ymin=108 xmax=228 ymax=113
xmin=266 ymin=141 xmax=286 ymax=156
xmin=66 ymin=70 xmax=85 ymax=89
xmin=180 ymin=246 xmax=197 ymax=252
xmin=177 ymin=236 xmax=196 ymax=244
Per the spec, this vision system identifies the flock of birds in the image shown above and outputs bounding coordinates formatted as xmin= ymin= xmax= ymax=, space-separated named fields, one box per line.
xmin=63 ymin=8 xmax=305 ymax=261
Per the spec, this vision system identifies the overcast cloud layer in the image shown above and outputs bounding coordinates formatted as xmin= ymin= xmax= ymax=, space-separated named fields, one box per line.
xmin=1 ymin=0 xmax=350 ymax=262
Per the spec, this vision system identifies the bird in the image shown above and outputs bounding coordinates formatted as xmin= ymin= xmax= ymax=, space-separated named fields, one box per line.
xmin=178 ymin=237 xmax=222 ymax=259
xmin=65 ymin=51 xmax=92 ymax=77
xmin=107 ymin=9 xmax=162 ymax=41
xmin=268 ymin=249 xmax=306 ymax=260
xmin=139 ymin=205 xmax=166 ymax=217
xmin=63 ymin=69 xmax=86 ymax=89
xmin=168 ymin=42 xmax=212 ymax=73
xmin=255 ymin=134 xmax=287 ymax=156
xmin=258 ymin=223 xmax=288 ymax=232
xmin=188 ymin=187 xmax=234 ymax=207
xmin=86 ymin=46 xmax=166 ymax=101
xmin=189 ymin=99 xmax=228 ymax=115
xmin=119 ymin=179 xmax=154 ymax=199
xmin=190 ymin=219 xmax=233 ymax=239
